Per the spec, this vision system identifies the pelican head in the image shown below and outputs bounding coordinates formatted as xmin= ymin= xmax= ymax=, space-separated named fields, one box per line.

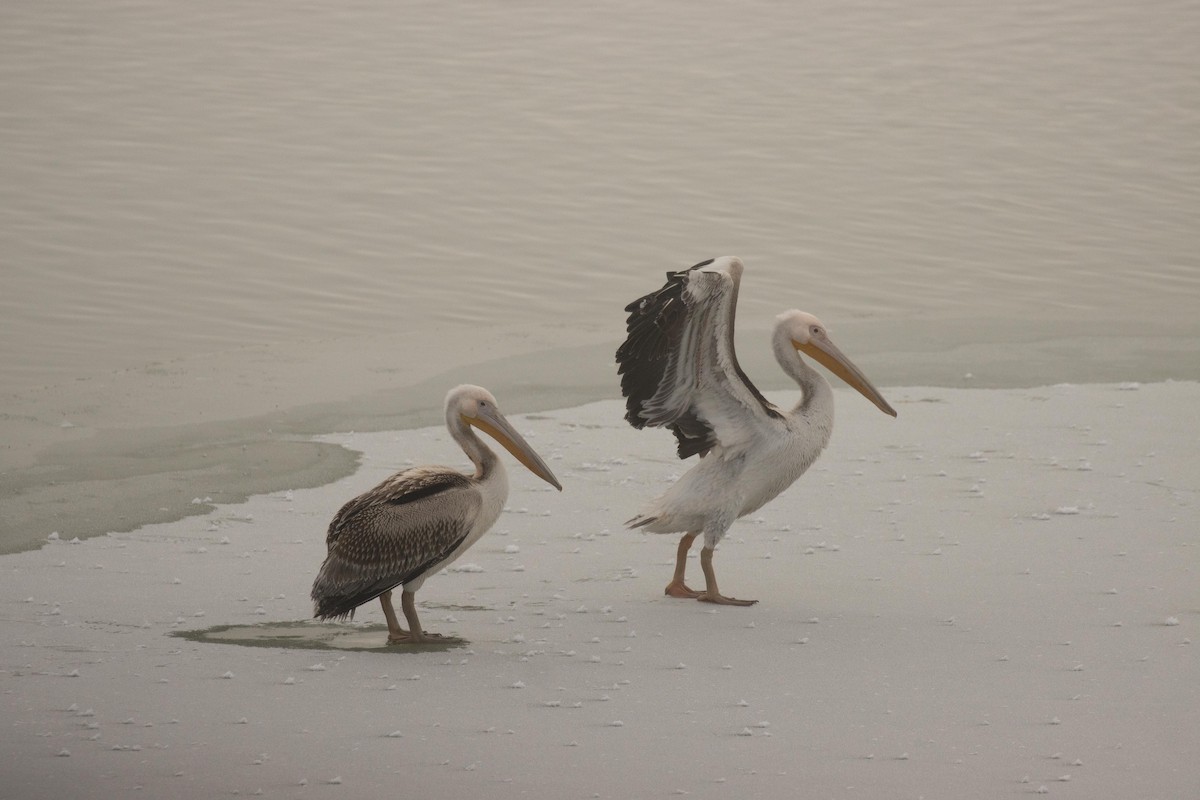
xmin=778 ymin=310 xmax=897 ymax=417
xmin=447 ymin=385 xmax=563 ymax=490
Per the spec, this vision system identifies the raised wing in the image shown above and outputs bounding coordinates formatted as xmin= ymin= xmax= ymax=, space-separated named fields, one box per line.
xmin=616 ymin=256 xmax=782 ymax=459
xmin=311 ymin=467 xmax=482 ymax=619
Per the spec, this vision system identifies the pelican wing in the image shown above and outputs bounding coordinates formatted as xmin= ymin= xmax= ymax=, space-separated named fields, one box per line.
xmin=616 ymin=257 xmax=781 ymax=459
xmin=311 ymin=467 xmax=482 ymax=620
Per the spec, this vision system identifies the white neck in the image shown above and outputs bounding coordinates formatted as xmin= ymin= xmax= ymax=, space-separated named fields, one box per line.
xmin=772 ymin=322 xmax=834 ymax=421
xmin=447 ymin=412 xmax=500 ymax=480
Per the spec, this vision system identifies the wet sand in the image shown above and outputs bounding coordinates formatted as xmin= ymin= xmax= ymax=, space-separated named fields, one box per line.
xmin=5 ymin=314 xmax=1198 ymax=553
xmin=2 ymin=383 xmax=1196 ymax=799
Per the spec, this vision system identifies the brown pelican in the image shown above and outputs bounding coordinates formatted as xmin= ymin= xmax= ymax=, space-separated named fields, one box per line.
xmin=311 ymin=384 xmax=561 ymax=643
xmin=616 ymin=257 xmax=896 ymax=605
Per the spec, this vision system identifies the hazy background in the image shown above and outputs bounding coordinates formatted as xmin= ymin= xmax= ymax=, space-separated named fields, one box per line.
xmin=2 ymin=0 xmax=1198 ymax=550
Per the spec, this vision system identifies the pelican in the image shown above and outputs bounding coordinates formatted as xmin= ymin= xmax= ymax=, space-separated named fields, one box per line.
xmin=616 ymin=256 xmax=896 ymax=605
xmin=311 ymin=384 xmax=562 ymax=643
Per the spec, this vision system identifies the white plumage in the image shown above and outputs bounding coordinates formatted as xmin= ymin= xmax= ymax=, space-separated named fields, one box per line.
xmin=617 ymin=257 xmax=896 ymax=605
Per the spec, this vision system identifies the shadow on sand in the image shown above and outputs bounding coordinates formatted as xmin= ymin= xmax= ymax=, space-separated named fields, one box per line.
xmin=172 ymin=620 xmax=467 ymax=652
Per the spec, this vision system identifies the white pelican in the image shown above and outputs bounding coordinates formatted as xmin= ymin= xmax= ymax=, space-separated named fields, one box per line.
xmin=311 ymin=384 xmax=561 ymax=643
xmin=616 ymin=257 xmax=896 ymax=605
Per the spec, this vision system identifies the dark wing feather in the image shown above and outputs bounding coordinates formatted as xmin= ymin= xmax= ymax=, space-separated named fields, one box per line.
xmin=311 ymin=468 xmax=482 ymax=620
xmin=615 ymin=257 xmax=781 ymax=460
xmin=616 ymin=259 xmax=714 ymax=457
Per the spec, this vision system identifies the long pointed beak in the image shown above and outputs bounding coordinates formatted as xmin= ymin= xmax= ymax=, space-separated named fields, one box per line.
xmin=795 ymin=337 xmax=897 ymax=417
xmin=467 ymin=408 xmax=563 ymax=491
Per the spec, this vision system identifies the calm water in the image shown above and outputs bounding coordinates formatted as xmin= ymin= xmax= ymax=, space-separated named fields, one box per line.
xmin=2 ymin=0 xmax=1198 ymax=548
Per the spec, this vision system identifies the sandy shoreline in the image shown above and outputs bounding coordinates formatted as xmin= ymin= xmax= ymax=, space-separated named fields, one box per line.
xmin=2 ymin=382 xmax=1195 ymax=799
xmin=5 ymin=317 xmax=1198 ymax=555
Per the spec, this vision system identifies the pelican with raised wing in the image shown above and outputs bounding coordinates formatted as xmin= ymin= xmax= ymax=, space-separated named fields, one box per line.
xmin=311 ymin=384 xmax=562 ymax=643
xmin=616 ymin=257 xmax=896 ymax=605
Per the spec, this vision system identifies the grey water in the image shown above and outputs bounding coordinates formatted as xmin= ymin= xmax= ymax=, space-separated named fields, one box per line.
xmin=2 ymin=0 xmax=1198 ymax=551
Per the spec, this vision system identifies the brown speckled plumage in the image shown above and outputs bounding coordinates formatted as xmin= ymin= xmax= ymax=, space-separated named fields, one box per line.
xmin=309 ymin=384 xmax=560 ymax=643
xmin=311 ymin=466 xmax=482 ymax=620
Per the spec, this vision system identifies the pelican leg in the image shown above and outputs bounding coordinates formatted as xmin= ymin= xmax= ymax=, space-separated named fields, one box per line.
xmin=697 ymin=546 xmax=758 ymax=606
xmin=664 ymin=531 xmax=702 ymax=598
xmin=387 ymin=589 xmax=444 ymax=644
xmin=379 ymin=590 xmax=409 ymax=643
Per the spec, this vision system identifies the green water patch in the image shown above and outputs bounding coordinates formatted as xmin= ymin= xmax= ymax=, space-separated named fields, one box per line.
xmin=172 ymin=620 xmax=467 ymax=652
